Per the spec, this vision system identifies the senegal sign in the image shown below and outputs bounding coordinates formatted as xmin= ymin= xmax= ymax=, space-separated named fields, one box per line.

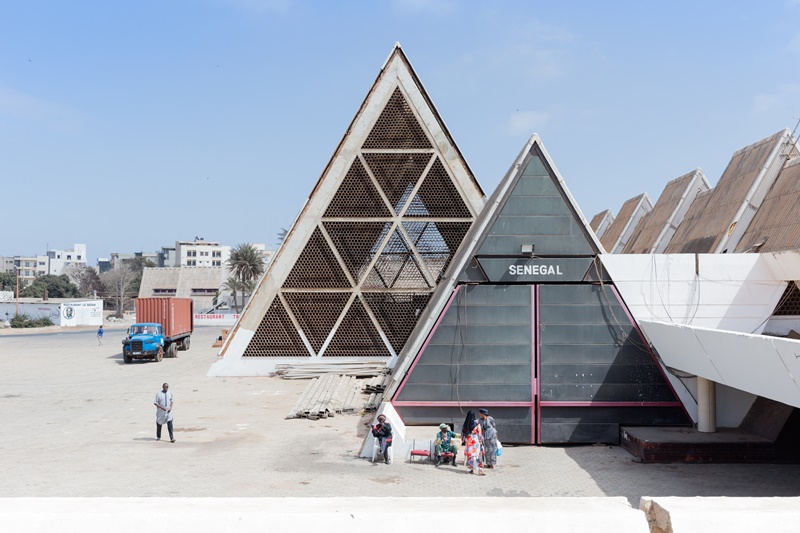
xmin=477 ymin=257 xmax=594 ymax=283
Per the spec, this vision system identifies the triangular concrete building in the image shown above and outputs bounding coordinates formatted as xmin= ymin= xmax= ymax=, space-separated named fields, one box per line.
xmin=387 ymin=135 xmax=691 ymax=444
xmin=210 ymin=45 xmax=485 ymax=376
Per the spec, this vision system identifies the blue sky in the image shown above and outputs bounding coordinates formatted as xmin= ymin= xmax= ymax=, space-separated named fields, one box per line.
xmin=2 ymin=0 xmax=799 ymax=263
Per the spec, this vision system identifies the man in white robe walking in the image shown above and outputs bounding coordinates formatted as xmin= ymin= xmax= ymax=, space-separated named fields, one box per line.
xmin=154 ymin=383 xmax=175 ymax=443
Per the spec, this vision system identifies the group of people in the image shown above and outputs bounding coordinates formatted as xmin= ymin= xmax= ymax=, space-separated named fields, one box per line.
xmin=372 ymin=408 xmax=499 ymax=475
xmin=451 ymin=408 xmax=498 ymax=475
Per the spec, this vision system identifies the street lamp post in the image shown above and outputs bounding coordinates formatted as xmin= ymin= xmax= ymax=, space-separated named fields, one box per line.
xmin=14 ymin=266 xmax=20 ymax=316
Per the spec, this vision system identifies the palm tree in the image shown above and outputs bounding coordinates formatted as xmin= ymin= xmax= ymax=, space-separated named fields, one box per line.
xmin=223 ymin=276 xmax=243 ymax=313
xmin=227 ymin=243 xmax=266 ymax=312
xmin=276 ymin=227 xmax=289 ymax=246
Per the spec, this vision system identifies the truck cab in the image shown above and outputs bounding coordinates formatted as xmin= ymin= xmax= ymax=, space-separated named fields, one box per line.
xmin=122 ymin=322 xmax=166 ymax=363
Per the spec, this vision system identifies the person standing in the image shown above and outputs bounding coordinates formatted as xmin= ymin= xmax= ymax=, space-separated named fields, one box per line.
xmin=97 ymin=325 xmax=104 ymax=345
xmin=154 ymin=383 xmax=175 ymax=443
xmin=371 ymin=413 xmax=392 ymax=464
xmin=463 ymin=417 xmax=485 ymax=475
xmin=479 ymin=408 xmax=498 ymax=468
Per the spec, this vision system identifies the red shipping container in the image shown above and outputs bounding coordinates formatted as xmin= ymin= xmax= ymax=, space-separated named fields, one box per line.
xmin=135 ymin=298 xmax=194 ymax=338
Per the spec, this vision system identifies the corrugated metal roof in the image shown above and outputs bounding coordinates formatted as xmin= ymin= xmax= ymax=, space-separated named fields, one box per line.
xmin=664 ymin=188 xmax=715 ymax=254
xmin=139 ymin=267 xmax=226 ymax=307
xmin=599 ymin=193 xmax=647 ymax=252
xmin=622 ymin=211 xmax=650 ymax=254
xmin=664 ymin=130 xmax=787 ymax=253
xmin=623 ymin=170 xmax=707 ymax=254
xmin=590 ymin=209 xmax=612 ymax=231
xmin=735 ymin=156 xmax=800 ymax=253
xmin=589 ymin=209 xmax=614 ymax=240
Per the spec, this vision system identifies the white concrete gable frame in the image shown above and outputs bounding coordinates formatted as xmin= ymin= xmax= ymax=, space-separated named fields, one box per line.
xmin=209 ymin=44 xmax=485 ymax=377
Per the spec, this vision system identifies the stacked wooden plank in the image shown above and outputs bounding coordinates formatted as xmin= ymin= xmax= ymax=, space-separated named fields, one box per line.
xmin=364 ymin=392 xmax=382 ymax=412
xmin=286 ymin=374 xmax=363 ymax=420
xmin=273 ymin=361 xmax=388 ymax=380
xmin=212 ymin=328 xmax=231 ymax=348
xmin=362 ymin=374 xmax=392 ymax=394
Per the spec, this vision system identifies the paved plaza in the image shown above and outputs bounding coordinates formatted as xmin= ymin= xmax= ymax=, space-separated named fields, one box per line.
xmin=2 ymin=325 xmax=800 ymax=506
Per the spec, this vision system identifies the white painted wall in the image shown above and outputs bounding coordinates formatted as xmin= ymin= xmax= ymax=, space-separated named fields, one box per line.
xmin=639 ymin=319 xmax=800 ymax=411
xmin=194 ymin=313 xmax=239 ymax=326
xmin=602 ymin=254 xmax=787 ymax=333
xmin=0 ymin=300 xmax=102 ymax=327
xmin=60 ymin=300 xmax=103 ymax=327
xmin=0 ymin=302 xmax=61 ymax=324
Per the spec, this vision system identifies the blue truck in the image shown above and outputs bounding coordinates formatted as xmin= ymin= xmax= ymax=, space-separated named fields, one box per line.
xmin=122 ymin=298 xmax=193 ymax=364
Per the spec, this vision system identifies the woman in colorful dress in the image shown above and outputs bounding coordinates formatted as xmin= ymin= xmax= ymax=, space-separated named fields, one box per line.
xmin=463 ymin=417 xmax=485 ymax=475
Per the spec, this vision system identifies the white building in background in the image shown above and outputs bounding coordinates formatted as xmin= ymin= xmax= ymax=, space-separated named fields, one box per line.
xmin=175 ymin=239 xmax=230 ymax=268
xmin=173 ymin=238 xmax=275 ymax=268
xmin=109 ymin=251 xmax=159 ymax=269
xmin=47 ymin=243 xmax=87 ymax=275
xmin=0 ymin=255 xmax=49 ymax=286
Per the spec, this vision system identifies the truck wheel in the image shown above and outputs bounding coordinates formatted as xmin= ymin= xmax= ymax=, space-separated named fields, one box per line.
xmin=123 ymin=353 xmax=132 ymax=364
xmin=167 ymin=343 xmax=177 ymax=358
xmin=182 ymin=337 xmax=191 ymax=351
xmin=155 ymin=346 xmax=164 ymax=362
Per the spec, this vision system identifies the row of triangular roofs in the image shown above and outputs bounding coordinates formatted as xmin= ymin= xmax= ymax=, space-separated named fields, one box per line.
xmin=593 ymin=129 xmax=800 ymax=255
xmin=209 ymin=44 xmax=798 ymax=444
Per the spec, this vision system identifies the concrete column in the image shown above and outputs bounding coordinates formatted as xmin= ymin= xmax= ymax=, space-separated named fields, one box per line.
xmin=697 ymin=377 xmax=716 ymax=433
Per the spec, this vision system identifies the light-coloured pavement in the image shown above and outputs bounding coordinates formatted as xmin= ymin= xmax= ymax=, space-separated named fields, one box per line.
xmin=2 ymin=325 xmax=800 ymax=505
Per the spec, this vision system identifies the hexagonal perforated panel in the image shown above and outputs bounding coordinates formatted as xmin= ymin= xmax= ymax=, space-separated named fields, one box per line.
xmin=362 ymin=229 xmax=431 ymax=289
xmin=283 ymin=227 xmax=352 ymax=289
xmin=322 ymin=221 xmax=392 ymax=284
xmin=324 ymin=157 xmax=391 ymax=218
xmin=403 ymin=221 xmax=471 ymax=279
xmin=243 ymin=297 xmax=310 ymax=357
xmin=362 ymin=87 xmax=432 ymax=150
xmin=283 ymin=292 xmax=351 ymax=352
xmin=405 ymin=157 xmax=472 ymax=218
xmin=363 ymin=153 xmax=432 ymax=213
xmin=363 ymin=292 xmax=433 ymax=353
xmin=323 ymin=297 xmax=392 ymax=357
xmin=773 ymin=281 xmax=800 ymax=316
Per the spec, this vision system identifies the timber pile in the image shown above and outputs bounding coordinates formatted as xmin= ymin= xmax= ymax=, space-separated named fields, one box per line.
xmin=273 ymin=361 xmax=388 ymax=380
xmin=362 ymin=374 xmax=392 ymax=394
xmin=364 ymin=392 xmax=383 ymax=412
xmin=286 ymin=374 xmax=363 ymax=420
xmin=211 ymin=328 xmax=230 ymax=348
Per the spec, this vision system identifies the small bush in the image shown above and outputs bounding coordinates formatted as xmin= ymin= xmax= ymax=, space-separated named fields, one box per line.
xmin=10 ymin=313 xmax=54 ymax=328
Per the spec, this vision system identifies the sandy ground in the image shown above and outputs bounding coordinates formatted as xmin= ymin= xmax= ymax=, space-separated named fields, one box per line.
xmin=2 ymin=325 xmax=800 ymax=504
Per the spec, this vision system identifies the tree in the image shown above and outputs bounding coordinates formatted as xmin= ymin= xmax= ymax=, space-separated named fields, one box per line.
xmin=20 ymin=274 xmax=81 ymax=298
xmin=227 ymin=243 xmax=266 ymax=311
xmin=125 ymin=257 xmax=156 ymax=295
xmin=276 ymin=227 xmax=289 ymax=246
xmin=65 ymin=264 xmax=104 ymax=298
xmin=101 ymin=266 xmax=137 ymax=318
xmin=0 ymin=272 xmax=15 ymax=292
xmin=222 ymin=275 xmax=244 ymax=313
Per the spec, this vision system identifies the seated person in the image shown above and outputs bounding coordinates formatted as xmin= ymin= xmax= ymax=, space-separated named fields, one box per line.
xmin=434 ymin=423 xmax=459 ymax=467
xmin=371 ymin=414 xmax=392 ymax=465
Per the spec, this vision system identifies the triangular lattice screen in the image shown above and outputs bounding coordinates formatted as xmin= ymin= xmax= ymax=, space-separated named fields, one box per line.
xmin=243 ymin=86 xmax=477 ymax=358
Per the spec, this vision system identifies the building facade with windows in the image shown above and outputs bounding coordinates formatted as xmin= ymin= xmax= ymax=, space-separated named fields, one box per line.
xmin=0 ymin=255 xmax=49 ymax=286
xmin=47 ymin=243 xmax=88 ymax=276
xmin=138 ymin=266 xmax=229 ymax=313
xmin=175 ymin=239 xmax=230 ymax=268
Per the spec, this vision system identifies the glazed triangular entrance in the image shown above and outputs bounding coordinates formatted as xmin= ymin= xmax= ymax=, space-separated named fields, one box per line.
xmin=389 ymin=136 xmax=690 ymax=444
